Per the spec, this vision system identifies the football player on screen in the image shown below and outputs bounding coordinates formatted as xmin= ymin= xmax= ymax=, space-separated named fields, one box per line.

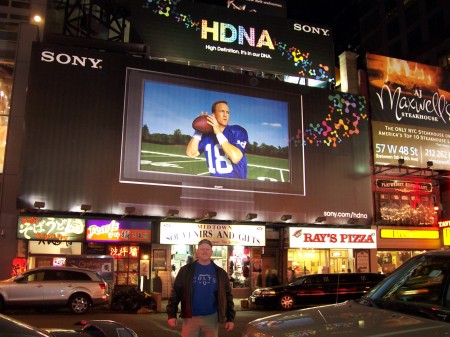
xmin=186 ymin=100 xmax=248 ymax=179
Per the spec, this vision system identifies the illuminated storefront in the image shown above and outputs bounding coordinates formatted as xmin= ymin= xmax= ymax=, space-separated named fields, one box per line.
xmin=17 ymin=216 xmax=86 ymax=269
xmin=86 ymin=219 xmax=152 ymax=288
xmin=159 ymin=222 xmax=265 ymax=298
xmin=287 ymin=227 xmax=377 ymax=279
xmin=376 ymin=227 xmax=441 ymax=274
xmin=440 ymin=220 xmax=450 ymax=248
xmin=16 ymin=216 xmax=152 ymax=288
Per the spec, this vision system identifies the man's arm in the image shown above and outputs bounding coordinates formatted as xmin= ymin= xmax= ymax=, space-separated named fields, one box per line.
xmin=186 ymin=131 xmax=202 ymax=158
xmin=219 ymin=140 xmax=243 ymax=164
xmin=208 ymin=115 xmax=244 ymax=164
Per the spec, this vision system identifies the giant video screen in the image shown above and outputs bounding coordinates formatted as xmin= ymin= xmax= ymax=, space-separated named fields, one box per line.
xmin=20 ymin=43 xmax=372 ymax=224
xmin=131 ymin=0 xmax=335 ymax=84
xmin=121 ymin=69 xmax=305 ymax=196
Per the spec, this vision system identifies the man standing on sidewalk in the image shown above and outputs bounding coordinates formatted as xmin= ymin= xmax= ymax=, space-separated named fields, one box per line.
xmin=167 ymin=239 xmax=235 ymax=337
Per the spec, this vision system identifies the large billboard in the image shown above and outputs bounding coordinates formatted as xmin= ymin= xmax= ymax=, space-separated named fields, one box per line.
xmin=367 ymin=53 xmax=450 ymax=171
xmin=225 ymin=0 xmax=287 ymax=17
xmin=131 ymin=0 xmax=334 ymax=84
xmin=19 ymin=43 xmax=371 ymax=224
xmin=121 ymin=67 xmax=304 ymax=196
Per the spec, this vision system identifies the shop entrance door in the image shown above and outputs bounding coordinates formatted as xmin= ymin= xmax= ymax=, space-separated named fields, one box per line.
xmin=330 ymin=257 xmax=350 ymax=273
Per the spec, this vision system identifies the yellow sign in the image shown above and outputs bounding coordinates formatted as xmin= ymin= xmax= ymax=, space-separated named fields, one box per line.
xmin=443 ymin=228 xmax=450 ymax=246
xmin=380 ymin=229 xmax=439 ymax=240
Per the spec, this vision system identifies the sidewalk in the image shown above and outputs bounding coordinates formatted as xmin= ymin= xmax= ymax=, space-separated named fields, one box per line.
xmin=159 ymin=298 xmax=251 ymax=312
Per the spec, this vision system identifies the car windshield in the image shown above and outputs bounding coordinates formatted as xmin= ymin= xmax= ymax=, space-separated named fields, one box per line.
xmin=360 ymin=253 xmax=450 ymax=322
xmin=288 ymin=276 xmax=309 ymax=286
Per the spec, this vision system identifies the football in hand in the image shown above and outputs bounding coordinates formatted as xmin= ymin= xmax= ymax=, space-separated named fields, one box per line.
xmin=192 ymin=115 xmax=213 ymax=133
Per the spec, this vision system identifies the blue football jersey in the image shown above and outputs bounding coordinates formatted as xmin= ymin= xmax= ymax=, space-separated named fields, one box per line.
xmin=199 ymin=125 xmax=248 ymax=179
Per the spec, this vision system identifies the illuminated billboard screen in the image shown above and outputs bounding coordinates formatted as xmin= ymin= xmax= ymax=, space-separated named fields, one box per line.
xmin=131 ymin=0 xmax=335 ymax=83
xmin=121 ymin=68 xmax=305 ymax=196
xmin=20 ymin=43 xmax=372 ymax=224
xmin=225 ymin=0 xmax=287 ymax=17
xmin=367 ymin=53 xmax=450 ymax=170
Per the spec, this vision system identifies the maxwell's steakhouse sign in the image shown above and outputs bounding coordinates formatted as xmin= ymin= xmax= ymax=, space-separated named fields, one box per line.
xmin=289 ymin=227 xmax=377 ymax=249
xmin=160 ymin=222 xmax=265 ymax=246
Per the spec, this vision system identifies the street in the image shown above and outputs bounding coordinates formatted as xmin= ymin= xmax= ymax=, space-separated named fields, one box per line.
xmin=7 ymin=307 xmax=280 ymax=337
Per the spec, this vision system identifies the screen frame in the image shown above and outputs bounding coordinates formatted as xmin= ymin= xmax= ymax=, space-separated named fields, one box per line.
xmin=120 ymin=67 xmax=305 ymax=196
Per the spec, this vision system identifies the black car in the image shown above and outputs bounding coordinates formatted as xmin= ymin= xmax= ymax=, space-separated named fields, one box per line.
xmin=249 ymin=272 xmax=385 ymax=309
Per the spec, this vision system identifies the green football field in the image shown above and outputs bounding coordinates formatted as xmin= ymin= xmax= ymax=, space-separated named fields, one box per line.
xmin=140 ymin=142 xmax=290 ymax=182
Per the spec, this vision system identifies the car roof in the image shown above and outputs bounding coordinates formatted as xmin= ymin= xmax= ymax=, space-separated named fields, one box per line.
xmin=26 ymin=266 xmax=96 ymax=273
xmin=418 ymin=249 xmax=450 ymax=256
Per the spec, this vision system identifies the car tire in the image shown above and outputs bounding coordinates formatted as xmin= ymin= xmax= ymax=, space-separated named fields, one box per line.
xmin=68 ymin=293 xmax=91 ymax=314
xmin=280 ymin=294 xmax=294 ymax=310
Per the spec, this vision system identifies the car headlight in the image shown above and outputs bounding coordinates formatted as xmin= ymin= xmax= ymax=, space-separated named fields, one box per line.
xmin=253 ymin=289 xmax=276 ymax=296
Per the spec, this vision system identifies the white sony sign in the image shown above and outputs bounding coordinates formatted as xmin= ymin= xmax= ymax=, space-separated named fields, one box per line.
xmin=40 ymin=51 xmax=103 ymax=69
xmin=289 ymin=227 xmax=377 ymax=249
xmin=160 ymin=222 xmax=265 ymax=246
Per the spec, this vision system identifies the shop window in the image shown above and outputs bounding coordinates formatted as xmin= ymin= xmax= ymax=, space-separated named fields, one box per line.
xmin=108 ymin=245 xmax=139 ymax=286
xmin=376 ymin=192 xmax=436 ymax=226
xmin=11 ymin=1 xmax=30 ymax=9
xmin=228 ymin=246 xmax=251 ymax=288
xmin=170 ymin=244 xmax=195 ymax=280
xmin=377 ymin=250 xmax=424 ymax=274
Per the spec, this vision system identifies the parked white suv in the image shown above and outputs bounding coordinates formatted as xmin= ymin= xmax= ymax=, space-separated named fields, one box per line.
xmin=0 ymin=266 xmax=109 ymax=314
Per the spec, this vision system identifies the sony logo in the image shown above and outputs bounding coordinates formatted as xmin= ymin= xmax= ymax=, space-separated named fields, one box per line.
xmin=40 ymin=51 xmax=103 ymax=69
xmin=293 ymin=23 xmax=330 ymax=37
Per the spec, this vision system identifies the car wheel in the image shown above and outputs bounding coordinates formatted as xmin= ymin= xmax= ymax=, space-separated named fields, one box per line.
xmin=68 ymin=294 xmax=91 ymax=314
xmin=280 ymin=294 xmax=294 ymax=310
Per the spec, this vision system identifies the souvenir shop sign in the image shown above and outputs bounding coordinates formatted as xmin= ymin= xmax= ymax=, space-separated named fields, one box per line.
xmin=17 ymin=216 xmax=85 ymax=241
xmin=86 ymin=219 xmax=151 ymax=242
xmin=289 ymin=227 xmax=377 ymax=249
xmin=160 ymin=222 xmax=265 ymax=246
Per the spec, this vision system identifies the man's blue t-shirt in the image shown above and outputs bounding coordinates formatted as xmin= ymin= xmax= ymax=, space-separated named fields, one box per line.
xmin=192 ymin=262 xmax=218 ymax=316
xmin=198 ymin=125 xmax=248 ymax=179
